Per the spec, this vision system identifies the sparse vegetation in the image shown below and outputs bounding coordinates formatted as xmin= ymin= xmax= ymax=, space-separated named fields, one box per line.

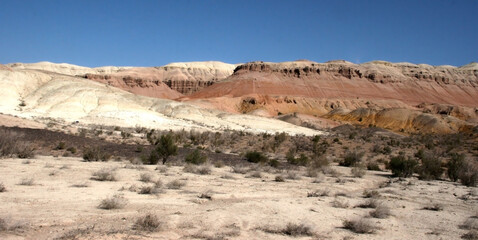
xmin=340 ymin=151 xmax=364 ymax=167
xmin=351 ymin=164 xmax=367 ymax=178
xmin=0 ymin=183 xmax=6 ymax=192
xmin=331 ymin=198 xmax=349 ymax=208
xmin=307 ymin=189 xmax=329 ymax=197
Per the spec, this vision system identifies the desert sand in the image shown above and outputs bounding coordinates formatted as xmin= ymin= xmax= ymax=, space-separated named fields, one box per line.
xmin=0 ymin=155 xmax=476 ymax=240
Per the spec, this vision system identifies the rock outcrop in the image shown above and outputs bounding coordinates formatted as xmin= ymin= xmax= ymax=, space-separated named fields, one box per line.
xmin=81 ymin=61 xmax=236 ymax=97
xmin=183 ymin=60 xmax=478 ymax=133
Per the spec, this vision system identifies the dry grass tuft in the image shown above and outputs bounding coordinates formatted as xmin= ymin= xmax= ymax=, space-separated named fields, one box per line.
xmin=98 ymin=194 xmax=127 ymax=209
xmin=198 ymin=190 xmax=213 ymax=200
xmin=71 ymin=182 xmax=89 ymax=188
xmin=0 ymin=183 xmax=6 ymax=192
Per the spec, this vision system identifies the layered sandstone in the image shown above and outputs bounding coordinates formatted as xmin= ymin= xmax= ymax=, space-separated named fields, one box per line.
xmin=183 ymin=60 xmax=478 ymax=133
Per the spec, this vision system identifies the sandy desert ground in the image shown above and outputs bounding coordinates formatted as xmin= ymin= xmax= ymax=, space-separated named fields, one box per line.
xmin=0 ymin=155 xmax=477 ymax=240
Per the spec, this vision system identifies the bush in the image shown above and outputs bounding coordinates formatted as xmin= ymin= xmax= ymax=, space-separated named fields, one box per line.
xmin=92 ymin=168 xmax=117 ymax=181
xmin=282 ymin=223 xmax=314 ymax=236
xmin=388 ymin=154 xmax=417 ymax=178
xmin=83 ymin=148 xmax=111 ymax=162
xmin=343 ymin=218 xmax=376 ymax=234
xmin=134 ymin=214 xmax=162 ymax=232
xmin=340 ymin=151 xmax=364 ymax=167
xmin=367 ymin=162 xmax=381 ymax=171
xmin=462 ymin=230 xmax=478 ymax=240
xmin=98 ymin=194 xmax=127 ymax=209
xmin=185 ymin=149 xmax=207 ymax=165
xmin=16 ymin=143 xmax=35 ymax=159
xmin=417 ymin=153 xmax=443 ymax=180
xmin=275 ymin=175 xmax=285 ymax=182
xmin=0 ymin=183 xmax=6 ymax=192
xmin=245 ymin=151 xmax=268 ymax=163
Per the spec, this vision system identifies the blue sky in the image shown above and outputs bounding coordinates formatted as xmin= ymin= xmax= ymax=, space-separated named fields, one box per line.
xmin=0 ymin=0 xmax=477 ymax=67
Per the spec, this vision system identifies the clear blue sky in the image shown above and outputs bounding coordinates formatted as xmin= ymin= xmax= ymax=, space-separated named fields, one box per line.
xmin=1 ymin=0 xmax=477 ymax=67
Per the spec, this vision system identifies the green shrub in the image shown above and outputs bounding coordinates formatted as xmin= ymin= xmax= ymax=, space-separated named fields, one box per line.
xmin=388 ymin=154 xmax=417 ymax=178
xmin=245 ymin=151 xmax=268 ymax=163
xmin=185 ymin=149 xmax=207 ymax=165
xmin=150 ymin=134 xmax=178 ymax=165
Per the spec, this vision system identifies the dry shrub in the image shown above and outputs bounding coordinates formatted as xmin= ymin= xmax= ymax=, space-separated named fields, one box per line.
xmin=363 ymin=189 xmax=380 ymax=198
xmin=356 ymin=199 xmax=379 ymax=209
xmin=19 ymin=177 xmax=34 ymax=186
xmin=343 ymin=218 xmax=376 ymax=234
xmin=259 ymin=223 xmax=314 ymax=236
xmin=370 ymin=204 xmax=391 ymax=218
xmin=167 ymin=179 xmax=186 ymax=189
xmin=0 ymin=183 xmax=6 ymax=192
xmin=98 ymin=194 xmax=127 ymax=209
xmin=459 ymin=159 xmax=478 ymax=187
xmin=423 ymin=203 xmax=444 ymax=211
xmin=92 ymin=168 xmax=117 ymax=181
xmin=232 ymin=166 xmax=249 ymax=174
xmin=0 ymin=218 xmax=6 ymax=231
xmin=351 ymin=164 xmax=366 ymax=178
xmin=83 ymin=147 xmax=111 ymax=162
xmin=133 ymin=213 xmax=162 ymax=232
xmin=307 ymin=189 xmax=329 ymax=197
xmin=71 ymin=182 xmax=89 ymax=188
xmin=139 ymin=172 xmax=154 ymax=183
xmin=275 ymin=175 xmax=285 ymax=182
xmin=156 ymin=165 xmax=168 ymax=173
xmin=221 ymin=174 xmax=236 ymax=180
xmin=197 ymin=165 xmax=212 ymax=175
xmin=198 ymin=190 xmax=213 ymax=200
xmin=331 ymin=198 xmax=349 ymax=208
xmin=461 ymin=218 xmax=478 ymax=230
xmin=247 ymin=171 xmax=262 ymax=178
xmin=462 ymin=230 xmax=478 ymax=240
xmin=285 ymin=171 xmax=301 ymax=180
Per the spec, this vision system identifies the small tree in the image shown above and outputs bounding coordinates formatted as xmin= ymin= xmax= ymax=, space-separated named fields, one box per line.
xmin=154 ymin=134 xmax=178 ymax=164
